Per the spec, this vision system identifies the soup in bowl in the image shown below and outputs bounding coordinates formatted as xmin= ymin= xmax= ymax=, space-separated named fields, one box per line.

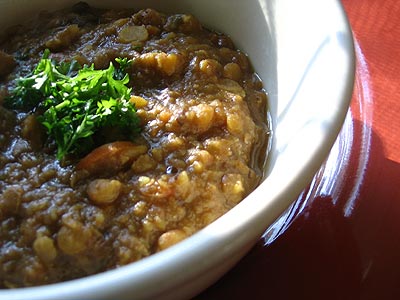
xmin=0 ymin=0 xmax=354 ymax=299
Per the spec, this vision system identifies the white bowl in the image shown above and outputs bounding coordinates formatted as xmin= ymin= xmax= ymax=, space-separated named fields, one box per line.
xmin=0 ymin=0 xmax=355 ymax=299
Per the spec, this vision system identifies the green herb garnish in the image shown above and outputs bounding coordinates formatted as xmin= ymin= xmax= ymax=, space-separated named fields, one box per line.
xmin=5 ymin=50 xmax=140 ymax=160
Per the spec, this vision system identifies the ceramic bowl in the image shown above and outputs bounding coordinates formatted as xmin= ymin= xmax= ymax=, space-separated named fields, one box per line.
xmin=0 ymin=0 xmax=354 ymax=299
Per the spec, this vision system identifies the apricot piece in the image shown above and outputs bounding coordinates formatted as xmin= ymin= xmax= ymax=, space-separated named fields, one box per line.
xmin=76 ymin=141 xmax=148 ymax=176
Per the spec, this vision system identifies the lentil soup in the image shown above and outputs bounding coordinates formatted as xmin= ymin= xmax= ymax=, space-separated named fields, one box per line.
xmin=0 ymin=2 xmax=270 ymax=287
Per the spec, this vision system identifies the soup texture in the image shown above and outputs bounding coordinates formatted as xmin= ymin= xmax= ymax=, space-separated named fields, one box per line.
xmin=0 ymin=2 xmax=269 ymax=287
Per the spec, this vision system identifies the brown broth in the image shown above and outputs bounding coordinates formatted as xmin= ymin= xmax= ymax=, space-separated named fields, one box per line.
xmin=0 ymin=3 xmax=270 ymax=287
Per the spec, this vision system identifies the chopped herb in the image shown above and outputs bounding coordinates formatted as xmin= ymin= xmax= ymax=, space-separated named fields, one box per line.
xmin=114 ymin=57 xmax=133 ymax=80
xmin=5 ymin=50 xmax=141 ymax=160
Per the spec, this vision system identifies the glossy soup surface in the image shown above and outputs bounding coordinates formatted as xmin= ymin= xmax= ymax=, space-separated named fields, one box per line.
xmin=0 ymin=3 xmax=269 ymax=287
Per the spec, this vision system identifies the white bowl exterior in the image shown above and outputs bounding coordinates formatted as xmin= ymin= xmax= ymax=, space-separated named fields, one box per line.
xmin=0 ymin=0 xmax=355 ymax=299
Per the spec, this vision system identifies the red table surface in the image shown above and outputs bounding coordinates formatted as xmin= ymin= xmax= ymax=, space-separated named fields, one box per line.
xmin=197 ymin=0 xmax=400 ymax=299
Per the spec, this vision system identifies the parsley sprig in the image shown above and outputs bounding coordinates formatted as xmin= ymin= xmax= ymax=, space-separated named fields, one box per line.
xmin=5 ymin=50 xmax=140 ymax=160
